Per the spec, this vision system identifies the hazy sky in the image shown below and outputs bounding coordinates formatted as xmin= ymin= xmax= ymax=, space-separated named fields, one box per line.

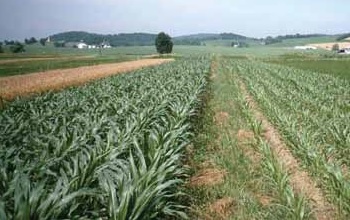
xmin=0 ymin=0 xmax=349 ymax=40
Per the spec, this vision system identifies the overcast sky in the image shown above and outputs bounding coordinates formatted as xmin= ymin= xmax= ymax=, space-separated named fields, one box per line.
xmin=0 ymin=0 xmax=349 ymax=40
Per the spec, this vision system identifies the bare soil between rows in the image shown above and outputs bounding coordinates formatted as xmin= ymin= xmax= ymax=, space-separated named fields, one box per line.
xmin=0 ymin=58 xmax=173 ymax=100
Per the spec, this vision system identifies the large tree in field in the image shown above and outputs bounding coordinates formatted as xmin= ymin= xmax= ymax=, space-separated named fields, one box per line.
xmin=155 ymin=32 xmax=173 ymax=54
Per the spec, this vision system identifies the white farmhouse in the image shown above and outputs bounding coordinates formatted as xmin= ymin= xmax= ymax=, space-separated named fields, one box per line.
xmin=76 ymin=42 xmax=88 ymax=49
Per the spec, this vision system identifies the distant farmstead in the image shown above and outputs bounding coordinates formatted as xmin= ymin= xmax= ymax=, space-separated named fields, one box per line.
xmin=294 ymin=46 xmax=317 ymax=50
xmin=76 ymin=42 xmax=88 ymax=49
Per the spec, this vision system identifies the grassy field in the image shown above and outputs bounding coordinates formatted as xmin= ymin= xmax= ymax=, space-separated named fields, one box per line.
xmin=0 ymin=44 xmax=294 ymax=77
xmin=269 ymin=58 xmax=350 ymax=80
xmin=0 ymin=44 xmax=159 ymax=77
xmin=264 ymin=36 xmax=339 ymax=47
xmin=0 ymin=38 xmax=340 ymax=78
xmin=0 ymin=56 xmax=137 ymax=77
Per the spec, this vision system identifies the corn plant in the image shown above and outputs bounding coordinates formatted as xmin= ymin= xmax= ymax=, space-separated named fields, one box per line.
xmin=232 ymin=59 xmax=350 ymax=216
xmin=0 ymin=57 xmax=210 ymax=219
xmin=259 ymin=139 xmax=310 ymax=220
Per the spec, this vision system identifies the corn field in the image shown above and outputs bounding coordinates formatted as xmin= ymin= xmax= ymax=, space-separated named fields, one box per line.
xmin=0 ymin=57 xmax=210 ymax=219
xmin=231 ymin=59 xmax=350 ymax=216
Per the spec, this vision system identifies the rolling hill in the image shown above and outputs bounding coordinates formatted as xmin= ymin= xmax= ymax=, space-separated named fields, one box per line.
xmin=48 ymin=31 xmax=346 ymax=48
xmin=49 ymin=31 xmax=256 ymax=47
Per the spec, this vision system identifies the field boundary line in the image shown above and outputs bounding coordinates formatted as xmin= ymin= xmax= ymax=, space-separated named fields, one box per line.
xmin=237 ymin=78 xmax=335 ymax=220
xmin=0 ymin=56 xmax=95 ymax=64
xmin=0 ymin=58 xmax=173 ymax=100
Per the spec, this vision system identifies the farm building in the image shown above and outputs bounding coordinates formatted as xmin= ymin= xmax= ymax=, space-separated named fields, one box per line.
xmin=101 ymin=43 xmax=111 ymax=48
xmin=294 ymin=46 xmax=317 ymax=50
xmin=76 ymin=42 xmax=88 ymax=49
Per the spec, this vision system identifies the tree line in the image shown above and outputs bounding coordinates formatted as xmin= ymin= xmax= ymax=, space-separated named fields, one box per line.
xmin=50 ymin=31 xmax=157 ymax=47
xmin=262 ymin=33 xmax=328 ymax=45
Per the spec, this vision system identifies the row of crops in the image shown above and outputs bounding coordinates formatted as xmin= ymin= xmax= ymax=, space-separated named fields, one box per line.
xmin=230 ymin=59 xmax=350 ymax=215
xmin=0 ymin=57 xmax=210 ymax=219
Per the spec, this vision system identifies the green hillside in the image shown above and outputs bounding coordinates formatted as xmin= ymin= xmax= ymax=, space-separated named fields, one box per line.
xmin=50 ymin=31 xmax=157 ymax=47
xmin=264 ymin=36 xmax=339 ymax=47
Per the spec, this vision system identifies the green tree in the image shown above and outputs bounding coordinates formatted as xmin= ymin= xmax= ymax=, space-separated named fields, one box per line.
xmin=29 ymin=37 xmax=37 ymax=44
xmin=4 ymin=40 xmax=15 ymax=45
xmin=25 ymin=37 xmax=37 ymax=44
xmin=39 ymin=38 xmax=46 ymax=46
xmin=10 ymin=42 xmax=25 ymax=53
xmin=0 ymin=43 xmax=3 ymax=53
xmin=155 ymin=32 xmax=173 ymax=54
xmin=54 ymin=41 xmax=65 ymax=47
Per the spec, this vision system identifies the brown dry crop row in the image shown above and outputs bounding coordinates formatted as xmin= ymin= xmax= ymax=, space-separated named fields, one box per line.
xmin=0 ymin=58 xmax=173 ymax=100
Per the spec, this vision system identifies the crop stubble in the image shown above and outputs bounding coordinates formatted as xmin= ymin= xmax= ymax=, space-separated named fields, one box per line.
xmin=0 ymin=58 xmax=173 ymax=100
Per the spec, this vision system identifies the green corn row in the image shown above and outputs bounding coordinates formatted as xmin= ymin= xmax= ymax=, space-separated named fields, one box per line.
xmin=0 ymin=57 xmax=210 ymax=219
xmin=231 ymin=59 xmax=350 ymax=216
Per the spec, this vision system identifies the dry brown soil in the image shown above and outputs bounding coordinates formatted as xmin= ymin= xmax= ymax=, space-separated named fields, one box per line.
xmin=307 ymin=42 xmax=350 ymax=50
xmin=0 ymin=58 xmax=173 ymax=100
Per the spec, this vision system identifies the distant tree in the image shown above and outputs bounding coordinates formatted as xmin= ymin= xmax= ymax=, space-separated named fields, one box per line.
xmin=332 ymin=44 xmax=339 ymax=51
xmin=29 ymin=37 xmax=37 ymax=44
xmin=39 ymin=38 xmax=46 ymax=46
xmin=264 ymin=36 xmax=282 ymax=45
xmin=10 ymin=42 xmax=25 ymax=53
xmin=4 ymin=40 xmax=15 ymax=45
xmin=25 ymin=37 xmax=38 ymax=45
xmin=0 ymin=43 xmax=3 ymax=53
xmin=155 ymin=32 xmax=173 ymax=54
xmin=54 ymin=41 xmax=65 ymax=47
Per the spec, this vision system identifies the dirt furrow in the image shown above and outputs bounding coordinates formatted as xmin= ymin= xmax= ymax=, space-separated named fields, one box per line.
xmin=238 ymin=79 xmax=335 ymax=220
xmin=0 ymin=58 xmax=173 ymax=100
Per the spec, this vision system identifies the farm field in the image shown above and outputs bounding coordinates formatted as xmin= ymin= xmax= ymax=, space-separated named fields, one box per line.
xmin=188 ymin=55 xmax=350 ymax=219
xmin=0 ymin=44 xmax=159 ymax=77
xmin=0 ymin=43 xmax=349 ymax=219
xmin=264 ymin=36 xmax=339 ymax=47
xmin=0 ymin=57 xmax=210 ymax=219
xmin=0 ymin=58 xmax=172 ymax=100
xmin=0 ymin=56 xmax=137 ymax=77
xmin=269 ymin=58 xmax=350 ymax=80
xmin=308 ymin=42 xmax=350 ymax=50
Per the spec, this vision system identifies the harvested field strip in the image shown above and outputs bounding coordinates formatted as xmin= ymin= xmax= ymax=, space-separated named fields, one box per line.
xmin=307 ymin=42 xmax=350 ymax=50
xmin=238 ymin=78 xmax=334 ymax=220
xmin=0 ymin=58 xmax=173 ymax=100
